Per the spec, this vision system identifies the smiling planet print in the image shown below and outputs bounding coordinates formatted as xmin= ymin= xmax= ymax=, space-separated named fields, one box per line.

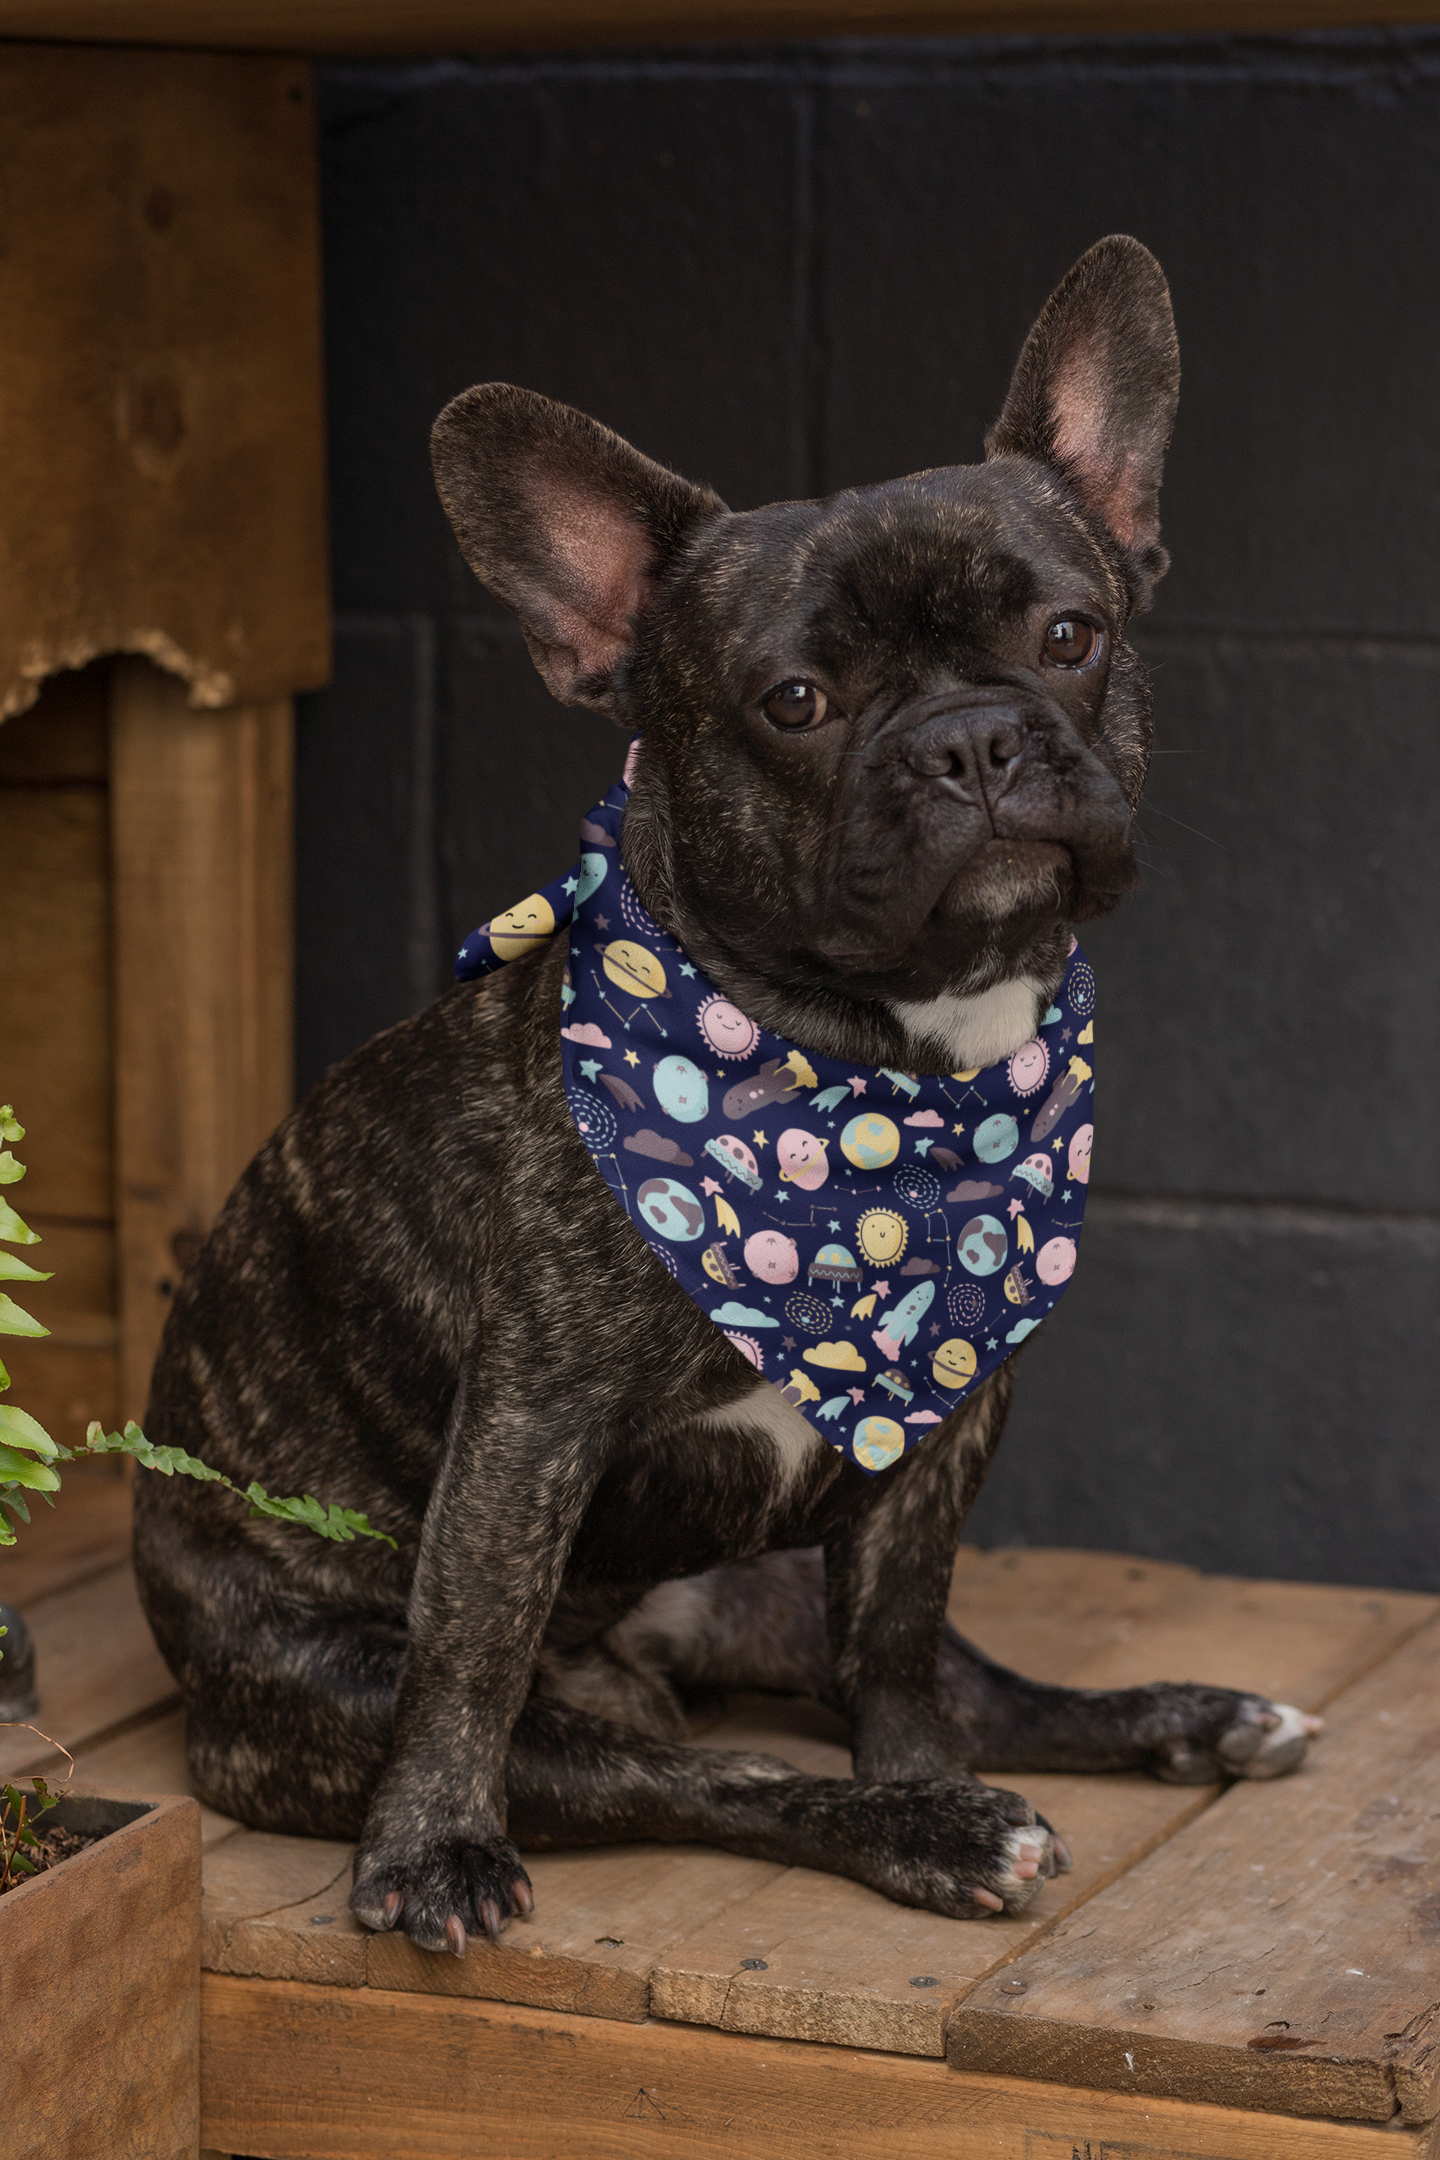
xmin=696 ymin=995 xmax=760 ymax=1061
xmin=487 ymin=893 xmax=556 ymax=961
xmin=600 ymin=941 xmax=667 ymax=999
xmin=932 ymin=1337 xmax=978 ymax=1390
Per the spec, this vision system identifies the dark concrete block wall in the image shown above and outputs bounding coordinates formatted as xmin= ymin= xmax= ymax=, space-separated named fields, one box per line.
xmin=299 ymin=31 xmax=1440 ymax=1589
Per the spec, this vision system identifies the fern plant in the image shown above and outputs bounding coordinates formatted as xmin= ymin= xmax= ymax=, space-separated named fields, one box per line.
xmin=0 ymin=1104 xmax=392 ymax=1550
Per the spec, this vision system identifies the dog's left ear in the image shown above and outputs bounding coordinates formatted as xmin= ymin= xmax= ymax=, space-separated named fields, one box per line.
xmin=987 ymin=235 xmax=1180 ymax=601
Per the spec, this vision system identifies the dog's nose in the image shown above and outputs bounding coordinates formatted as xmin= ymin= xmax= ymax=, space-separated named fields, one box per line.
xmin=904 ymin=706 xmax=1026 ymax=796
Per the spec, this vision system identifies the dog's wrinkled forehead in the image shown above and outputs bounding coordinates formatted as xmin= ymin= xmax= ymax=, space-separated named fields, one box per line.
xmin=678 ymin=463 xmax=1120 ymax=698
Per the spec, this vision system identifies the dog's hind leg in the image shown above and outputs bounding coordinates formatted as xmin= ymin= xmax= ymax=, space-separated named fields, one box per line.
xmin=171 ymin=1609 xmax=403 ymax=1840
xmin=605 ymin=1554 xmax=1317 ymax=1785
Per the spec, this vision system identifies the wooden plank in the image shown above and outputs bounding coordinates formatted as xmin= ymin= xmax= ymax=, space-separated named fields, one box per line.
xmin=0 ymin=751 xmax=112 ymax=1219
xmin=0 ymin=1560 xmax=177 ymax=1778
xmin=368 ymin=1845 xmax=788 ymax=2021
xmin=0 ymin=45 xmax=328 ymax=719
xmin=652 ymin=1560 xmax=1437 ymax=2056
xmin=203 ymin=1830 xmax=367 ymax=1986
xmin=110 ymin=660 xmax=294 ymax=1419
xmin=69 ymin=1704 xmax=242 ymax=1848
xmin=948 ymin=1545 xmax=1438 ymax=1706
xmin=0 ymin=1222 xmax=121 ymax=1455
xmin=0 ymin=1459 xmax=132 ymax=1607
xmin=6 ymin=0 xmax=1440 ymax=59
xmin=199 ymin=1974 xmax=1440 ymax=2160
xmin=949 ymin=1610 xmax=1440 ymax=2124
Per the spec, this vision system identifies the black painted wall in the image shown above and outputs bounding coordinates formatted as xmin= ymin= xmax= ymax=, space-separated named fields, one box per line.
xmin=299 ymin=31 xmax=1440 ymax=1590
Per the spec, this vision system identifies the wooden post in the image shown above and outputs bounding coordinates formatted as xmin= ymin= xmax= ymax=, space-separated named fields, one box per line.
xmin=0 ymin=44 xmax=329 ymax=1427
xmin=109 ymin=662 xmax=294 ymax=1420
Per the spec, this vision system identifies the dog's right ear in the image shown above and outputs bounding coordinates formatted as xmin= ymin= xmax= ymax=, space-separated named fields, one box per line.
xmin=431 ymin=386 xmax=726 ymax=717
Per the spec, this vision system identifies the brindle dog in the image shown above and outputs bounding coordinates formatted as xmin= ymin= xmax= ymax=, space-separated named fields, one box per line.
xmin=134 ymin=236 xmax=1317 ymax=1959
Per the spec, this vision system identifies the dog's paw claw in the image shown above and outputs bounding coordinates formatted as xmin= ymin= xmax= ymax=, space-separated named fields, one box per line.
xmin=350 ymin=1833 xmax=532 ymax=1954
xmin=971 ymin=1886 xmax=1005 ymax=1911
xmin=1222 ymin=1701 xmax=1316 ymax=1780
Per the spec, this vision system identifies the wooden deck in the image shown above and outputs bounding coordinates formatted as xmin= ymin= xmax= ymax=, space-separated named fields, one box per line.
xmin=5 ymin=1475 xmax=1440 ymax=2158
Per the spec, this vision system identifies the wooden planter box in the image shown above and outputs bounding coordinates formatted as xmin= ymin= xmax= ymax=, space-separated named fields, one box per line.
xmin=3 ymin=1786 xmax=201 ymax=2160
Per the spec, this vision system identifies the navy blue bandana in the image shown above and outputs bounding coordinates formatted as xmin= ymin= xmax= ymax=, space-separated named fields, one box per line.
xmin=457 ymin=776 xmax=1095 ymax=1476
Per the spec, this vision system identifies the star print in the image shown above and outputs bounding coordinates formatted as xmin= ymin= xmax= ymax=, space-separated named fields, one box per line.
xmin=1061 ymin=1026 xmax=1072 ymax=1042
xmin=783 ymin=1336 xmax=797 ymax=1352
xmin=593 ymin=914 xmax=612 ymax=932
xmin=1062 ymin=1187 xmax=1072 ymax=1202
xmin=952 ymin=1122 xmax=965 ymax=1137
xmin=872 ymin=1281 xmax=891 ymax=1298
xmin=701 ymin=1177 xmax=721 ymax=1197
xmin=752 ymin=1131 xmax=768 ymax=1148
xmin=570 ymin=944 xmax=581 ymax=957
xmin=848 ymin=1077 xmax=867 ymax=1096
xmin=623 ymin=1049 xmax=640 ymax=1067
xmin=832 ymin=1293 xmax=844 ymax=1308
xmin=986 ymin=1336 xmax=998 ymax=1351
xmin=848 ymin=1387 xmax=866 ymax=1405
xmin=1052 ymin=1137 xmax=1064 ymax=1153
xmin=678 ymin=962 xmax=697 ymax=978
xmin=914 ymin=1138 xmax=932 ymax=1156
xmin=579 ymin=1058 xmax=602 ymax=1082
xmin=828 ymin=1220 xmax=842 ymax=1232
xmin=929 ymin=1322 xmax=942 ymax=1337
xmin=1007 ymin=1198 xmax=1024 ymax=1219
xmin=775 ymin=1189 xmax=790 ymax=1203
xmin=562 ymin=875 xmax=579 ymax=895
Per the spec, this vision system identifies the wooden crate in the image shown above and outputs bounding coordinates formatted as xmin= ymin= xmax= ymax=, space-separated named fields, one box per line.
xmin=5 ymin=1491 xmax=1439 ymax=2158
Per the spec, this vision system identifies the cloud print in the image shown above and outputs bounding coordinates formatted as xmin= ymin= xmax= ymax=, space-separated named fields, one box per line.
xmin=900 ymin=1258 xmax=939 ymax=1276
xmin=1006 ymin=1318 xmax=1042 ymax=1345
xmin=904 ymin=1108 xmax=944 ymax=1127
xmin=624 ymin=1129 xmax=693 ymax=1167
xmin=803 ymin=1339 xmax=867 ymax=1372
xmin=562 ymin=1022 xmax=611 ymax=1048
xmin=710 ymin=1301 xmax=778 ymax=1327
xmin=947 ymin=1178 xmax=1002 ymax=1202
xmin=905 ymin=1410 xmax=943 ymax=1425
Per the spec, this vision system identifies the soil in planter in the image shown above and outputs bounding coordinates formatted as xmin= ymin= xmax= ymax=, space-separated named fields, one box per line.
xmin=0 ymin=1820 xmax=104 ymax=1893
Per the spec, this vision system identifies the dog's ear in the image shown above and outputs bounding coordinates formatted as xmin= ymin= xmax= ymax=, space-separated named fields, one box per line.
xmin=986 ymin=235 xmax=1179 ymax=597
xmin=432 ymin=385 xmax=726 ymax=715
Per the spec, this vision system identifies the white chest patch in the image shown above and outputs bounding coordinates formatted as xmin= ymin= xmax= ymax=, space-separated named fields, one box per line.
xmin=695 ymin=1382 xmax=822 ymax=1501
xmin=890 ymin=977 xmax=1045 ymax=1071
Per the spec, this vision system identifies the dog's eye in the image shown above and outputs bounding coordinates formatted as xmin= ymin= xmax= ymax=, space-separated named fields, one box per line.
xmin=1044 ymin=618 xmax=1100 ymax=668
xmin=762 ymin=680 xmax=829 ymax=730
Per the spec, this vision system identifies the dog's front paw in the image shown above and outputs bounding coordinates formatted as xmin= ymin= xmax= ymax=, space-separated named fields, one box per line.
xmin=350 ymin=1831 xmax=534 ymax=1955
xmin=1151 ymin=1692 xmax=1323 ymax=1785
xmin=855 ymin=1778 xmax=1065 ymax=1920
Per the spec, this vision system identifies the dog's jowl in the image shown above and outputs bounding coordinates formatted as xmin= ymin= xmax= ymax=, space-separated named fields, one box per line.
xmin=134 ymin=236 xmax=1318 ymax=1958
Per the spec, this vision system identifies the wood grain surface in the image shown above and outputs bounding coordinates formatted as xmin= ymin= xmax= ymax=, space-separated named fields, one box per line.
xmin=199 ymin=1975 xmax=1440 ymax=2160
xmin=5 ymin=1790 xmax=201 ymax=2160
xmin=3 ymin=0 xmax=1440 ymax=58
xmin=110 ymin=660 xmax=294 ymax=1418
xmin=950 ymin=1609 xmax=1440 ymax=2123
xmin=0 ymin=44 xmax=328 ymax=718
xmin=0 ymin=1560 xmax=177 ymax=1779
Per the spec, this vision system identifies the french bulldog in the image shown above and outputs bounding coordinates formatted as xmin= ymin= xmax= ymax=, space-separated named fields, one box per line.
xmin=133 ymin=234 xmax=1317 ymax=1959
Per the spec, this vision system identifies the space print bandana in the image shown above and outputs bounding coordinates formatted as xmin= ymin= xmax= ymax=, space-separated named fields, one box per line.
xmin=456 ymin=777 xmax=1096 ymax=1477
